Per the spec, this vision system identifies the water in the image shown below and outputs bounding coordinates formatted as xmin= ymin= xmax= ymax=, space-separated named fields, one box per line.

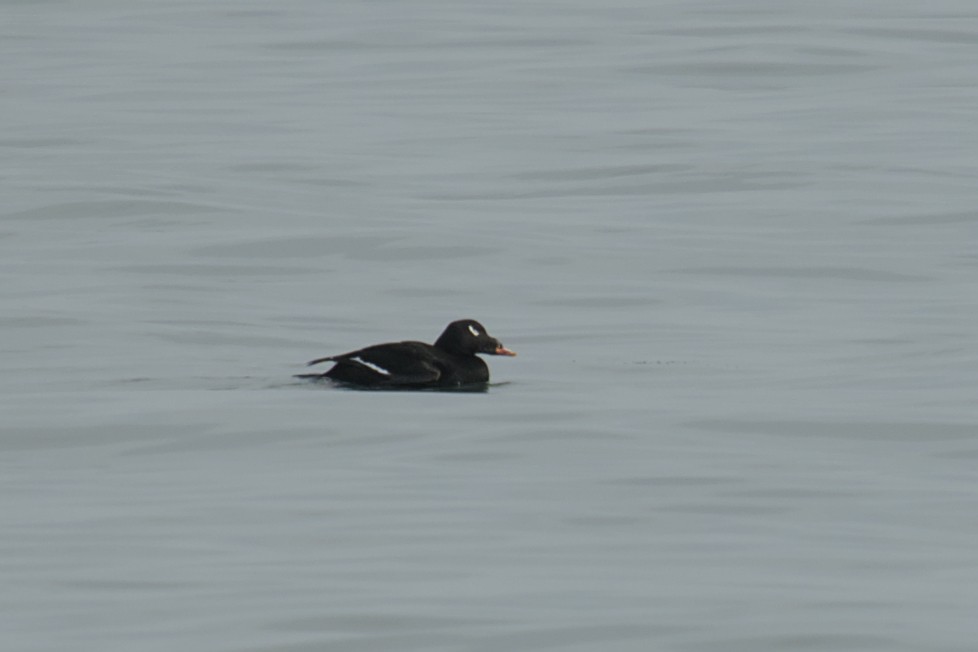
xmin=3 ymin=1 xmax=978 ymax=650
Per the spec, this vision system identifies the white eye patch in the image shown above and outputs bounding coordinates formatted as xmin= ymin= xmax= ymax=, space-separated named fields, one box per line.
xmin=351 ymin=356 xmax=391 ymax=376
xmin=468 ymin=325 xmax=481 ymax=337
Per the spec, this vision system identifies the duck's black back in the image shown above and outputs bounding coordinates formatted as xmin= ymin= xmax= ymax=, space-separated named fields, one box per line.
xmin=323 ymin=340 xmax=489 ymax=387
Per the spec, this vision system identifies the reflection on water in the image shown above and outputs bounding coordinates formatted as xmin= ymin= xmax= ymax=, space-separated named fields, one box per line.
xmin=293 ymin=375 xmax=496 ymax=393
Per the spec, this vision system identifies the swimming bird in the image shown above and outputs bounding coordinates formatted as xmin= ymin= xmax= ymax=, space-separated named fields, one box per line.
xmin=304 ymin=319 xmax=516 ymax=388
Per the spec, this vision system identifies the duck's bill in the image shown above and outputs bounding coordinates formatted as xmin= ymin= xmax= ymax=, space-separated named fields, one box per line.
xmin=494 ymin=345 xmax=517 ymax=357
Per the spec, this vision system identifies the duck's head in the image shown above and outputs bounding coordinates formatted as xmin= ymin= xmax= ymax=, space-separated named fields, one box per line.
xmin=435 ymin=319 xmax=517 ymax=357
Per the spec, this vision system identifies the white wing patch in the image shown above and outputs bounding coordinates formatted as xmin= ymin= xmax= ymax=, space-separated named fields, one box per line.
xmin=468 ymin=324 xmax=481 ymax=337
xmin=351 ymin=356 xmax=391 ymax=376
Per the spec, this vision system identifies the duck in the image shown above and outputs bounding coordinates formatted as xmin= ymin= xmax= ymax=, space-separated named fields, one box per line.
xmin=304 ymin=319 xmax=516 ymax=388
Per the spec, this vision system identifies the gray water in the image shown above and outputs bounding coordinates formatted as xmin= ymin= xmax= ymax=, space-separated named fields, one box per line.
xmin=4 ymin=1 xmax=978 ymax=650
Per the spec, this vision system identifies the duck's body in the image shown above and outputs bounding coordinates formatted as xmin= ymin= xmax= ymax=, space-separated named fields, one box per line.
xmin=305 ymin=319 xmax=515 ymax=389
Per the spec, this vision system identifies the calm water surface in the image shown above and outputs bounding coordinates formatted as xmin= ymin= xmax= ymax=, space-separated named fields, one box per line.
xmin=3 ymin=1 xmax=978 ymax=650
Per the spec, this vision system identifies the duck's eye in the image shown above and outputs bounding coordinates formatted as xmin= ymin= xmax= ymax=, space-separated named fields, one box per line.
xmin=468 ymin=325 xmax=481 ymax=337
